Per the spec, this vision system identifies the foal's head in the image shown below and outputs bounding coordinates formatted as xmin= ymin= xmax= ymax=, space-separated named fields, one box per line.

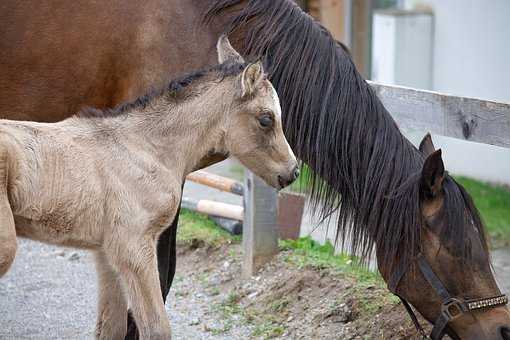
xmin=216 ymin=36 xmax=299 ymax=189
xmin=382 ymin=134 xmax=509 ymax=339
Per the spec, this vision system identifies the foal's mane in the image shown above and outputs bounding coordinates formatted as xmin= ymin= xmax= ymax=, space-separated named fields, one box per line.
xmin=204 ymin=0 xmax=488 ymax=271
xmin=78 ymin=61 xmax=246 ymax=118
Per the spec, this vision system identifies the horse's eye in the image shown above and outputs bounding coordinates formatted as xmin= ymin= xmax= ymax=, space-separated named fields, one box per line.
xmin=258 ymin=114 xmax=273 ymax=128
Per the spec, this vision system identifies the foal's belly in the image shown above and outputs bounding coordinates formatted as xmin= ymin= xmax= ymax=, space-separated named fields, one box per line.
xmin=14 ymin=215 xmax=102 ymax=249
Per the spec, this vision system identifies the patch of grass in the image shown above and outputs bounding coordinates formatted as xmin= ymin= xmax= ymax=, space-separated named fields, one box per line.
xmin=251 ymin=320 xmax=285 ymax=339
xmin=207 ymin=322 xmax=233 ymax=335
xmin=269 ymin=298 xmax=290 ymax=313
xmin=455 ymin=176 xmax=510 ymax=245
xmin=213 ymin=290 xmax=288 ymax=339
xmin=177 ymin=209 xmax=240 ymax=247
xmin=214 ymin=291 xmax=243 ymax=317
xmin=346 ymin=284 xmax=400 ymax=315
xmin=280 ymin=237 xmax=382 ymax=284
xmin=208 ymin=291 xmax=244 ymax=335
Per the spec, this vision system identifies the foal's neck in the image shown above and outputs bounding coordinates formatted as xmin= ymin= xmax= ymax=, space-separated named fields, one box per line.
xmin=107 ymin=91 xmax=227 ymax=180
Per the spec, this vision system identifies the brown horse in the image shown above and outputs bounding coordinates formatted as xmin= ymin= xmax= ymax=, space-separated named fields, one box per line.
xmin=1 ymin=0 xmax=508 ymax=339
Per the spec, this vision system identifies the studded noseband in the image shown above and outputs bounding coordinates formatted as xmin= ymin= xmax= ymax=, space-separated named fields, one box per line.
xmin=389 ymin=253 xmax=508 ymax=339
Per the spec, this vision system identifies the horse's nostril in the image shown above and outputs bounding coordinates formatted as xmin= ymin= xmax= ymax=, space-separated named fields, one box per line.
xmin=501 ymin=326 xmax=510 ymax=340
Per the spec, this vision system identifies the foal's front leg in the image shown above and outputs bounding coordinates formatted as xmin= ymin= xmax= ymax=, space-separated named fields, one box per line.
xmin=109 ymin=235 xmax=172 ymax=340
xmin=94 ymin=251 xmax=128 ymax=340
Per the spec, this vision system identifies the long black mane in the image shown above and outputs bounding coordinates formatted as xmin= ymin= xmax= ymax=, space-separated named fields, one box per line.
xmin=204 ymin=0 xmax=488 ymax=272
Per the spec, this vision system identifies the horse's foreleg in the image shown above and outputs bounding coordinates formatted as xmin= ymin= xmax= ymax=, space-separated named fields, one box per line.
xmin=113 ymin=237 xmax=171 ymax=340
xmin=94 ymin=251 xmax=128 ymax=340
xmin=0 ymin=153 xmax=16 ymax=277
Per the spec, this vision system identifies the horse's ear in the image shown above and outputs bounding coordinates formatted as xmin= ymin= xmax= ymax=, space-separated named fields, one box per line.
xmin=420 ymin=149 xmax=445 ymax=198
xmin=217 ymin=34 xmax=244 ymax=64
xmin=240 ymin=61 xmax=264 ymax=97
xmin=419 ymin=132 xmax=436 ymax=157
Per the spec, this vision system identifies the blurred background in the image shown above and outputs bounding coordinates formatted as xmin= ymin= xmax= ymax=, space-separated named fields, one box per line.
xmin=296 ymin=0 xmax=510 ymax=184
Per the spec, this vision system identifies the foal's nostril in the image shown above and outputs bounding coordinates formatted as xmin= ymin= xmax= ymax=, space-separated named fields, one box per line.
xmin=293 ymin=166 xmax=300 ymax=180
xmin=501 ymin=326 xmax=510 ymax=340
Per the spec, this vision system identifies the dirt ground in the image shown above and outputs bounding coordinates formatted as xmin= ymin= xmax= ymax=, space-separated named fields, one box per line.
xmin=171 ymin=240 xmax=431 ymax=340
xmin=0 ymin=233 xmax=441 ymax=339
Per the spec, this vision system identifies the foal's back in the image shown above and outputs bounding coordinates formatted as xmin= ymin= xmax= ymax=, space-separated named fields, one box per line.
xmin=0 ymin=119 xmax=174 ymax=248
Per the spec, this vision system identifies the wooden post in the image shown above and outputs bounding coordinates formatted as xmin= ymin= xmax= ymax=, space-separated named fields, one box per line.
xmin=350 ymin=0 xmax=372 ymax=78
xmin=242 ymin=170 xmax=279 ymax=278
xmin=319 ymin=0 xmax=347 ymax=42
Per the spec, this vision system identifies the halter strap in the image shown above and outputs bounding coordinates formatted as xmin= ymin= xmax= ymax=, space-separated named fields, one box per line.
xmin=417 ymin=254 xmax=450 ymax=301
xmin=397 ymin=295 xmax=429 ymax=339
xmin=390 ymin=253 xmax=508 ymax=340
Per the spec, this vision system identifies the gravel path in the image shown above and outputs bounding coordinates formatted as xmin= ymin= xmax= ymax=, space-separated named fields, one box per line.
xmin=0 ymin=239 xmax=250 ymax=340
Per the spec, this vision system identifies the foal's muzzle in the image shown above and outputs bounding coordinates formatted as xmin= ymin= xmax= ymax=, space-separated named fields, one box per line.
xmin=277 ymin=165 xmax=300 ymax=188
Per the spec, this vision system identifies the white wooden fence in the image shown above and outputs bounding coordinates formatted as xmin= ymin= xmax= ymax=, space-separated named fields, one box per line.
xmin=241 ymin=82 xmax=510 ymax=276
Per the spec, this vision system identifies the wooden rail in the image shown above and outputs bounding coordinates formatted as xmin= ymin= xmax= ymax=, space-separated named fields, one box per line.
xmin=186 ymin=170 xmax=244 ymax=196
xmin=369 ymin=81 xmax=510 ymax=148
xmin=181 ymin=197 xmax=243 ymax=221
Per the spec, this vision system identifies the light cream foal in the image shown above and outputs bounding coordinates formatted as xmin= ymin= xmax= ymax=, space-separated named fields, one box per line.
xmin=0 ymin=37 xmax=298 ymax=339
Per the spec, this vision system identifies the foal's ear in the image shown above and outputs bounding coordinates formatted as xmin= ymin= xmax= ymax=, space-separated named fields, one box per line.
xmin=240 ymin=61 xmax=264 ymax=98
xmin=217 ymin=34 xmax=245 ymax=64
xmin=419 ymin=132 xmax=436 ymax=157
xmin=420 ymin=149 xmax=445 ymax=198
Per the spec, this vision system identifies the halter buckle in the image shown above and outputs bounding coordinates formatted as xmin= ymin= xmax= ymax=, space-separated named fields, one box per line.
xmin=441 ymin=298 xmax=467 ymax=321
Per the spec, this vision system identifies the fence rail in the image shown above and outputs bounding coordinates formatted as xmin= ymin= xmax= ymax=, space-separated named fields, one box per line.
xmin=369 ymin=81 xmax=510 ymax=148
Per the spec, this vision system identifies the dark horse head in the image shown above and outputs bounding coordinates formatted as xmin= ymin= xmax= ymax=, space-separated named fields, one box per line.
xmin=205 ymin=0 xmax=510 ymax=338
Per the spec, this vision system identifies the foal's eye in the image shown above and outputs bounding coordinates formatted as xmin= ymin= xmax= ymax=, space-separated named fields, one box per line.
xmin=258 ymin=114 xmax=273 ymax=128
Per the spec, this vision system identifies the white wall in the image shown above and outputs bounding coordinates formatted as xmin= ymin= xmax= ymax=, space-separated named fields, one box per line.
xmin=403 ymin=0 xmax=510 ymax=103
xmin=384 ymin=0 xmax=510 ymax=184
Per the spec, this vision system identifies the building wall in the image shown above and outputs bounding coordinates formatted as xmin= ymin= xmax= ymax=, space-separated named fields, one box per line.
xmin=306 ymin=0 xmax=510 ymax=184
xmin=398 ymin=0 xmax=510 ymax=184
xmin=403 ymin=0 xmax=510 ymax=103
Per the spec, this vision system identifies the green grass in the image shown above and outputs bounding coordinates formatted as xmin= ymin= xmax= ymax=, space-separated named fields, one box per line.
xmin=177 ymin=209 xmax=240 ymax=247
xmin=280 ymin=237 xmax=382 ymax=283
xmin=455 ymin=176 xmax=510 ymax=245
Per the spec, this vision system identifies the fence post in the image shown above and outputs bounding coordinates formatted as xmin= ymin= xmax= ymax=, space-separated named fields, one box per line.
xmin=242 ymin=169 xmax=279 ymax=278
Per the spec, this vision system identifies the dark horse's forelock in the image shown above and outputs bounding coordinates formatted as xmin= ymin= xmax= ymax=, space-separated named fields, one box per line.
xmin=204 ymin=0 xmax=488 ymax=272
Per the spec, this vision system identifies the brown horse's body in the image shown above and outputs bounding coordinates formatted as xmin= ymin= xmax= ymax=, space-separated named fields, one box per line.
xmin=2 ymin=0 xmax=509 ymax=339
xmin=0 ymin=1 xmax=219 ymax=122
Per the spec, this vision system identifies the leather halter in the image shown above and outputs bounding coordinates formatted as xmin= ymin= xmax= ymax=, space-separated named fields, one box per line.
xmin=389 ymin=253 xmax=508 ymax=340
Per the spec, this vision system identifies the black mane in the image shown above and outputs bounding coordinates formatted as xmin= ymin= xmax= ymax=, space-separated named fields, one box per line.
xmin=204 ymin=0 xmax=488 ymax=271
xmin=78 ymin=61 xmax=246 ymax=118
